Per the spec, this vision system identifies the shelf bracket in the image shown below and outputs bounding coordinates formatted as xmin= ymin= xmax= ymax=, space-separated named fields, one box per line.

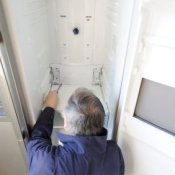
xmin=92 ymin=66 xmax=102 ymax=85
xmin=50 ymin=67 xmax=60 ymax=85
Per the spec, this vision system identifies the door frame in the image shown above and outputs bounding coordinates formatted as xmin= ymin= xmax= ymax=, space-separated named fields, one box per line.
xmin=0 ymin=2 xmax=29 ymax=142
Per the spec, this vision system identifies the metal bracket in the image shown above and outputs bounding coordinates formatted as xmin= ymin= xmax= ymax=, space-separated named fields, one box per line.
xmin=92 ymin=66 xmax=102 ymax=85
xmin=50 ymin=67 xmax=60 ymax=85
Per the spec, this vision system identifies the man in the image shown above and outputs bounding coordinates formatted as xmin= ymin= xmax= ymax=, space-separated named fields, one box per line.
xmin=27 ymin=88 xmax=124 ymax=175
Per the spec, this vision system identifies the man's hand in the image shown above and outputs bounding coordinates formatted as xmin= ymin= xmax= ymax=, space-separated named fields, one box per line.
xmin=44 ymin=91 xmax=58 ymax=109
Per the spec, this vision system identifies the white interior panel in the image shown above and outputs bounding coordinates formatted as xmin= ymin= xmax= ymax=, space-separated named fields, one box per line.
xmin=119 ymin=128 xmax=175 ymax=175
xmin=56 ymin=0 xmax=95 ymax=64
xmin=142 ymin=44 xmax=175 ymax=87
xmin=144 ymin=0 xmax=175 ymax=39
xmin=102 ymin=0 xmax=122 ymax=106
xmin=3 ymin=0 xmax=130 ymax=140
xmin=101 ymin=0 xmax=135 ymax=138
xmin=117 ymin=0 xmax=175 ymax=174
xmin=57 ymin=0 xmax=69 ymax=15
xmin=93 ymin=0 xmax=106 ymax=64
xmin=141 ymin=0 xmax=175 ymax=87
xmin=3 ymin=0 xmax=53 ymax=124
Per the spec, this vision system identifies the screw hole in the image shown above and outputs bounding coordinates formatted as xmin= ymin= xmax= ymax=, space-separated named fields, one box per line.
xmin=73 ymin=28 xmax=79 ymax=35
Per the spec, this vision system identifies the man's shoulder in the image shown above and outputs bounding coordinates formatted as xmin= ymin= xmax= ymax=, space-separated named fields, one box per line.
xmin=106 ymin=140 xmax=124 ymax=169
xmin=106 ymin=140 xmax=122 ymax=153
xmin=107 ymin=140 xmax=117 ymax=146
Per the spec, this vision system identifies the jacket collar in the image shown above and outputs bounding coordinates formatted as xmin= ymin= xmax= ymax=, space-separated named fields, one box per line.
xmin=55 ymin=128 xmax=107 ymax=156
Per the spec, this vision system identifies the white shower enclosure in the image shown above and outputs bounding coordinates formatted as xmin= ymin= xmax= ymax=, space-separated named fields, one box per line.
xmin=1 ymin=0 xmax=131 ymax=139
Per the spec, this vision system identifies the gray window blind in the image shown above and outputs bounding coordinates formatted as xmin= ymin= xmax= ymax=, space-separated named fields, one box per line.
xmin=134 ymin=79 xmax=175 ymax=135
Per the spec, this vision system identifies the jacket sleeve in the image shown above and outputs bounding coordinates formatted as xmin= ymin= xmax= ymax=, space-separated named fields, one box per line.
xmin=31 ymin=107 xmax=54 ymax=140
xmin=27 ymin=107 xmax=55 ymax=150
xmin=26 ymin=107 xmax=56 ymax=175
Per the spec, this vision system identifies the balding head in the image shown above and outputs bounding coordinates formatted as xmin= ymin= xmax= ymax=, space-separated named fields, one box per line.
xmin=64 ymin=88 xmax=105 ymax=135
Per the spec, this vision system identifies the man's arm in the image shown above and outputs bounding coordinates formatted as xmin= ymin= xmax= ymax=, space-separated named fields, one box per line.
xmin=27 ymin=91 xmax=58 ymax=149
xmin=29 ymin=107 xmax=55 ymax=146
xmin=27 ymin=91 xmax=58 ymax=174
xmin=27 ymin=107 xmax=55 ymax=175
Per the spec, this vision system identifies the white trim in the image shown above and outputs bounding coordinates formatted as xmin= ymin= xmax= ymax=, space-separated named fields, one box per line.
xmin=117 ymin=0 xmax=175 ymax=171
xmin=123 ymin=116 xmax=175 ymax=159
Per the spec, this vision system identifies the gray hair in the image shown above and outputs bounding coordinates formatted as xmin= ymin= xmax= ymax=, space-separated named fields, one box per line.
xmin=64 ymin=88 xmax=105 ymax=135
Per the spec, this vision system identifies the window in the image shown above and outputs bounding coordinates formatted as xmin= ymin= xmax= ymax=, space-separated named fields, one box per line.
xmin=134 ymin=79 xmax=175 ymax=135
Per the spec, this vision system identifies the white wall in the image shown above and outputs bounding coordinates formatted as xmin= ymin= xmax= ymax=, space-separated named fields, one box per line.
xmin=51 ymin=0 xmax=106 ymax=65
xmin=2 ymin=0 xmax=54 ymax=125
xmin=102 ymin=0 xmax=135 ymax=138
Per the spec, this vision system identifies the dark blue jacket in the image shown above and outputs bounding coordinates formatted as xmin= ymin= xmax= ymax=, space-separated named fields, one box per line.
xmin=27 ymin=107 xmax=124 ymax=175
